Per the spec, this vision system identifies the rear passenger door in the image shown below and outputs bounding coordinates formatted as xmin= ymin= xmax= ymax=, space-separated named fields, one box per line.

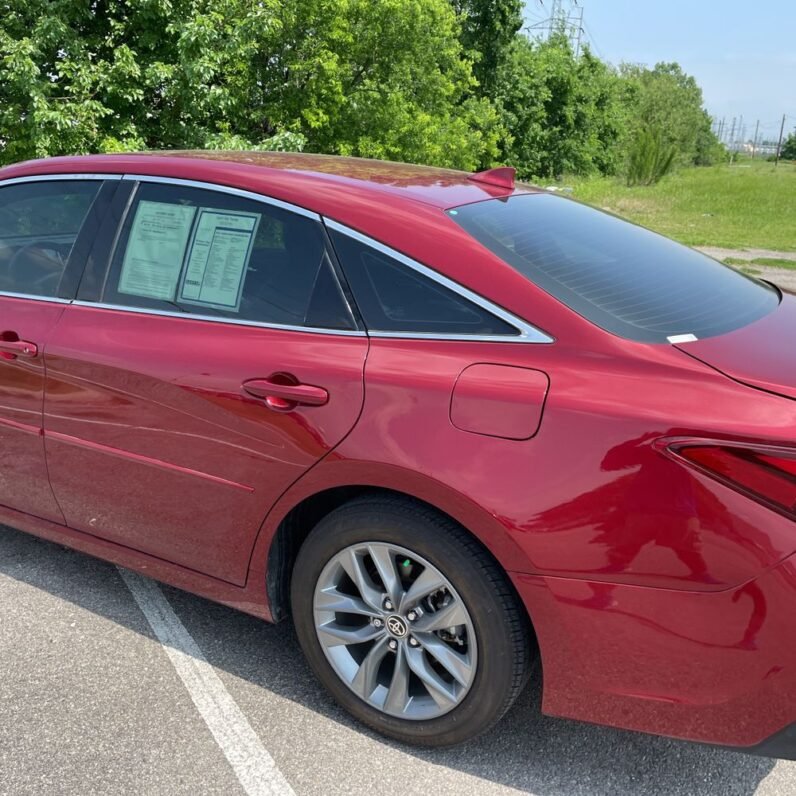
xmin=0 ymin=176 xmax=115 ymax=522
xmin=43 ymin=177 xmax=368 ymax=586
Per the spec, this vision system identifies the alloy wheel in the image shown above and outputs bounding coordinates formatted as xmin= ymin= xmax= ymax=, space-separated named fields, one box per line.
xmin=313 ymin=542 xmax=477 ymax=720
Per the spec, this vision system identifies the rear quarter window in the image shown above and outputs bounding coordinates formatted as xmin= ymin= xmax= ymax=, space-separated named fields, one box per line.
xmin=329 ymin=229 xmax=520 ymax=337
xmin=448 ymin=194 xmax=779 ymax=343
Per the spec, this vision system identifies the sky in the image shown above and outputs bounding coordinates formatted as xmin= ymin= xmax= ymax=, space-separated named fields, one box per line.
xmin=523 ymin=0 xmax=796 ymax=144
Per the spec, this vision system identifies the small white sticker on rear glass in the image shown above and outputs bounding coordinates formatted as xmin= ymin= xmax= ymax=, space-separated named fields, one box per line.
xmin=667 ymin=333 xmax=698 ymax=344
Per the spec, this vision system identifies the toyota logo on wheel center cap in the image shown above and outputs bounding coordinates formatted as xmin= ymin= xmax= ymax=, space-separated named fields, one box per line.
xmin=386 ymin=615 xmax=408 ymax=638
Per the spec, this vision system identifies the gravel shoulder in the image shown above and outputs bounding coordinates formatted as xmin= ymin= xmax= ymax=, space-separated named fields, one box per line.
xmin=696 ymin=247 xmax=796 ymax=292
xmin=696 ymin=248 xmax=796 ymax=263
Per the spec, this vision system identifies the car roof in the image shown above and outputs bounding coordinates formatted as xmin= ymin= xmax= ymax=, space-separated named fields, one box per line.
xmin=0 ymin=151 xmax=540 ymax=213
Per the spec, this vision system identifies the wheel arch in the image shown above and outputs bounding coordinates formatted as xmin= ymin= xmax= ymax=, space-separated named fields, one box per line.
xmin=261 ymin=479 xmax=536 ymax=654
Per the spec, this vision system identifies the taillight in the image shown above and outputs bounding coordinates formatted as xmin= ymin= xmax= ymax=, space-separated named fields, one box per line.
xmin=670 ymin=443 xmax=796 ymax=520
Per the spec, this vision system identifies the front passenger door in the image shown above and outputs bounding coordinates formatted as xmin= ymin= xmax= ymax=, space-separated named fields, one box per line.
xmin=43 ymin=178 xmax=368 ymax=585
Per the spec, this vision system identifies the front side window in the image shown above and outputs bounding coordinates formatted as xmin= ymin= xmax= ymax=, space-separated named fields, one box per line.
xmin=0 ymin=180 xmax=101 ymax=297
xmin=449 ymin=193 xmax=779 ymax=343
xmin=328 ymin=229 xmax=519 ymax=337
xmin=104 ymin=183 xmax=356 ymax=330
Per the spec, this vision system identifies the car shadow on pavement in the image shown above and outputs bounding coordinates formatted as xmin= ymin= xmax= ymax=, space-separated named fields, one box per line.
xmin=0 ymin=525 xmax=778 ymax=796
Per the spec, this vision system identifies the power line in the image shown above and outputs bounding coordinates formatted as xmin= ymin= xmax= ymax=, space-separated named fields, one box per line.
xmin=581 ymin=20 xmax=605 ymax=60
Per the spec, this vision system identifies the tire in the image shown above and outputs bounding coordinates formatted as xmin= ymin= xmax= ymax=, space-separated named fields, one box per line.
xmin=290 ymin=495 xmax=533 ymax=746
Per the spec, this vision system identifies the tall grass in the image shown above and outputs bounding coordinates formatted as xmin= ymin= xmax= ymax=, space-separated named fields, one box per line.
xmin=626 ymin=129 xmax=677 ymax=187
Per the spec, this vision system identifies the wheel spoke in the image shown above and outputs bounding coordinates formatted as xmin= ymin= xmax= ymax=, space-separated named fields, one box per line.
xmin=415 ymin=633 xmax=473 ymax=687
xmin=413 ymin=596 xmax=467 ymax=633
xmin=384 ymin=645 xmax=410 ymax=715
xmin=400 ymin=566 xmax=445 ymax=612
xmin=316 ymin=587 xmax=379 ymax=618
xmin=339 ymin=549 xmax=384 ymax=611
xmin=351 ymin=637 xmax=390 ymax=699
xmin=367 ymin=544 xmax=402 ymax=606
xmin=405 ymin=645 xmax=457 ymax=710
xmin=317 ymin=621 xmax=383 ymax=647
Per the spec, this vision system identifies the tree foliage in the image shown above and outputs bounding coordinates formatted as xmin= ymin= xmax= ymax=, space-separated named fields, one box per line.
xmin=0 ymin=0 xmax=723 ymax=182
xmin=493 ymin=41 xmax=723 ymax=180
xmin=0 ymin=0 xmax=500 ymax=169
xmin=495 ymin=36 xmax=632 ymax=179
xmin=620 ymin=62 xmax=720 ymax=167
xmin=450 ymin=0 xmax=523 ymax=95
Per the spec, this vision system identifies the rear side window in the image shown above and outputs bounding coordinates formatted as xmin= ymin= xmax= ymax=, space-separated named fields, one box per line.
xmin=0 ymin=180 xmax=100 ymax=297
xmin=104 ymin=182 xmax=356 ymax=330
xmin=449 ymin=194 xmax=779 ymax=343
xmin=329 ymin=229 xmax=519 ymax=337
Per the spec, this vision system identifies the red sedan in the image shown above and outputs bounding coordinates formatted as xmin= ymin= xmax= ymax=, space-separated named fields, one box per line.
xmin=0 ymin=152 xmax=794 ymax=755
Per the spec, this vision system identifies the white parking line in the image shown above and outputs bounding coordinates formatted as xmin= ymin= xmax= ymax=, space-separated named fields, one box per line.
xmin=118 ymin=567 xmax=295 ymax=796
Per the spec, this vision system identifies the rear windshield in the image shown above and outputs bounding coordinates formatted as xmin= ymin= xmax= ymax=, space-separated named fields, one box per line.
xmin=448 ymin=194 xmax=779 ymax=343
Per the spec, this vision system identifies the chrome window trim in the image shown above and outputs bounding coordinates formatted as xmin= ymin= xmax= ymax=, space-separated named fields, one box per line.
xmin=0 ymin=174 xmax=123 ymax=187
xmin=324 ymin=219 xmax=554 ymax=344
xmin=0 ymin=291 xmax=71 ymax=304
xmin=0 ymin=173 xmax=550 ymax=341
xmin=78 ymin=175 xmax=359 ymax=335
xmin=70 ymin=300 xmax=367 ymax=337
xmin=121 ymin=174 xmax=321 ymax=221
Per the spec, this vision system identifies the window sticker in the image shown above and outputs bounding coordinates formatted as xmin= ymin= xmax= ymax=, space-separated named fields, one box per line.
xmin=179 ymin=208 xmax=260 ymax=311
xmin=118 ymin=201 xmax=197 ymax=301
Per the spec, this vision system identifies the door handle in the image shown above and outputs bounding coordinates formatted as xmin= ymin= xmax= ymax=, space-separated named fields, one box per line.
xmin=242 ymin=377 xmax=329 ymax=411
xmin=0 ymin=338 xmax=38 ymax=359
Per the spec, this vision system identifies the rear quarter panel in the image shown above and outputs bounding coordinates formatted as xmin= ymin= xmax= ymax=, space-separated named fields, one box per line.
xmin=255 ymin=336 xmax=796 ymax=594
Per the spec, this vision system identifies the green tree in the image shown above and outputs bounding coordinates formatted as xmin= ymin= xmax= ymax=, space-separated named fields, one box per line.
xmin=0 ymin=0 xmax=499 ymax=169
xmin=0 ymin=0 xmax=725 ymax=180
xmin=495 ymin=35 xmax=629 ymax=179
xmin=492 ymin=36 xmax=548 ymax=177
xmin=449 ymin=0 xmax=523 ymax=95
xmin=619 ymin=62 xmax=721 ymax=167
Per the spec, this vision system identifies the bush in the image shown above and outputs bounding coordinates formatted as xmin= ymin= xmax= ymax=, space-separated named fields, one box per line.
xmin=781 ymin=132 xmax=796 ymax=161
xmin=626 ymin=128 xmax=676 ymax=186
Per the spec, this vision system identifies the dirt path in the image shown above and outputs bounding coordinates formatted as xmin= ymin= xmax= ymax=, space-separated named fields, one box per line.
xmin=696 ymin=247 xmax=796 ymax=262
xmin=695 ymin=247 xmax=796 ymax=292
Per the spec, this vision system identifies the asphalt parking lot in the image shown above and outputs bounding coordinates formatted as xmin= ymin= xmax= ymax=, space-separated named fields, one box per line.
xmin=2 ymin=523 xmax=795 ymax=796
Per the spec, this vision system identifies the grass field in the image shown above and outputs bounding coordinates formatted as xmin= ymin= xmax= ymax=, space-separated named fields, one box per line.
xmin=554 ymin=159 xmax=796 ymax=252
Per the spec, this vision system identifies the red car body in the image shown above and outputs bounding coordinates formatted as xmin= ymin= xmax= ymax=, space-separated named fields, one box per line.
xmin=1 ymin=152 xmax=795 ymax=756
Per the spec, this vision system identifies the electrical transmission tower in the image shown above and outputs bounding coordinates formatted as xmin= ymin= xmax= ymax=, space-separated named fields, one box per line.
xmin=526 ymin=0 xmax=585 ymax=55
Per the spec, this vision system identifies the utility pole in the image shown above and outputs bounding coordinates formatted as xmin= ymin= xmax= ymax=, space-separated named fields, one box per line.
xmin=527 ymin=0 xmax=581 ymax=52
xmin=752 ymin=119 xmax=760 ymax=159
xmin=572 ymin=3 xmax=584 ymax=57
xmin=775 ymin=113 xmax=787 ymax=168
xmin=728 ymin=117 xmax=737 ymax=151
xmin=549 ymin=0 xmax=562 ymax=38
xmin=718 ymin=117 xmax=725 ymax=142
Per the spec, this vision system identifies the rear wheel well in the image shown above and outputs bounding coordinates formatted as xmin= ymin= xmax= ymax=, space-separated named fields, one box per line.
xmin=266 ymin=485 xmax=368 ymax=621
xmin=265 ymin=486 xmax=536 ymax=659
